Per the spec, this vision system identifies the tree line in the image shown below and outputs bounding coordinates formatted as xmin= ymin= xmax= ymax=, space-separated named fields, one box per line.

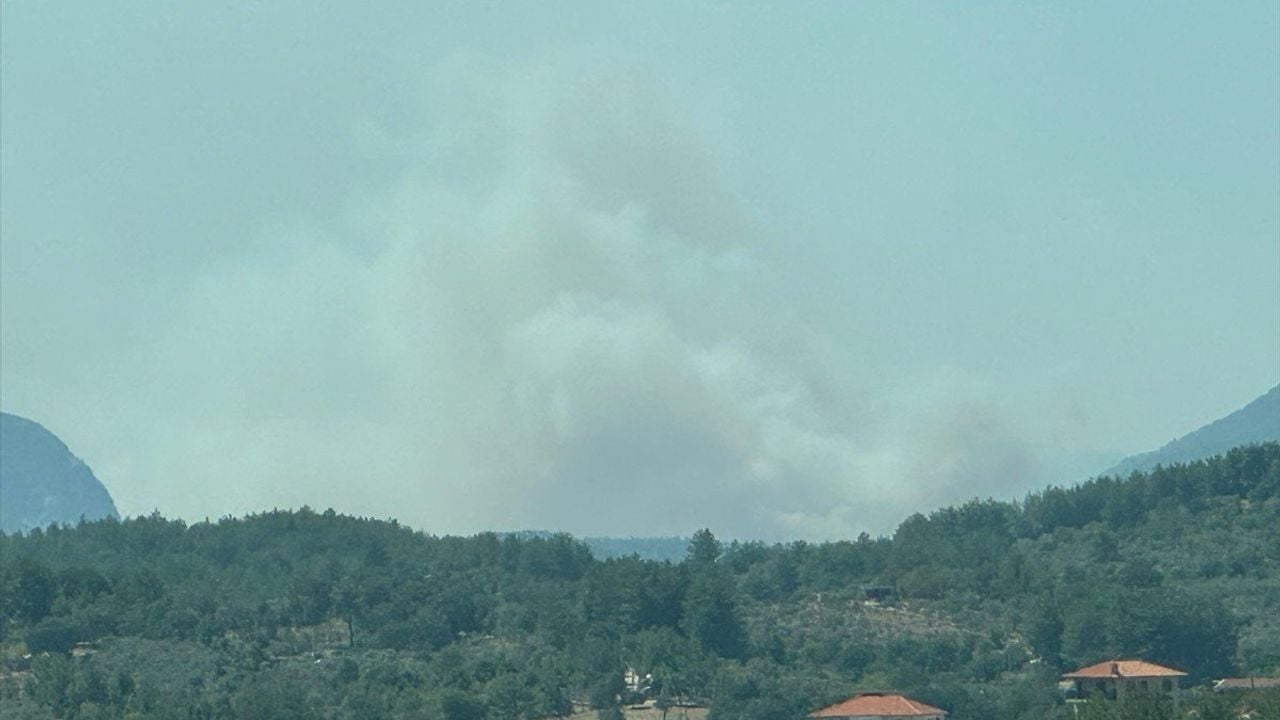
xmin=1 ymin=443 xmax=1277 ymax=719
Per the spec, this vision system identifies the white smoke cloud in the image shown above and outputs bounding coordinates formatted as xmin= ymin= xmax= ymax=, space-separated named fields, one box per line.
xmin=59 ymin=55 xmax=1048 ymax=540
xmin=6 ymin=6 xmax=1275 ymax=543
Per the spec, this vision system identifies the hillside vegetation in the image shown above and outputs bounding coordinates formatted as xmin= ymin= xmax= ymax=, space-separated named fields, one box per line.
xmin=2 ymin=444 xmax=1278 ymax=720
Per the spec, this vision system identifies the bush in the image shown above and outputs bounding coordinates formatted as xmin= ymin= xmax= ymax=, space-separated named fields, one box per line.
xmin=23 ymin=617 xmax=79 ymax=654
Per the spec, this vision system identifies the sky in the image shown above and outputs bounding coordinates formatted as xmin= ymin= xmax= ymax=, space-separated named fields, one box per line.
xmin=2 ymin=1 xmax=1277 ymax=540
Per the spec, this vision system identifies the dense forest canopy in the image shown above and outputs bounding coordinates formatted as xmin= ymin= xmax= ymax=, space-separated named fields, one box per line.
xmin=2 ymin=444 xmax=1278 ymax=720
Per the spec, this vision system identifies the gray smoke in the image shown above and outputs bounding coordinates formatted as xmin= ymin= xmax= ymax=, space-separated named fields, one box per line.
xmin=6 ymin=57 xmax=1051 ymax=539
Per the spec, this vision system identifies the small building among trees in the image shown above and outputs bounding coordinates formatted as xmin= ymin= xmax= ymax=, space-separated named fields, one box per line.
xmin=808 ymin=692 xmax=947 ymax=719
xmin=861 ymin=585 xmax=895 ymax=605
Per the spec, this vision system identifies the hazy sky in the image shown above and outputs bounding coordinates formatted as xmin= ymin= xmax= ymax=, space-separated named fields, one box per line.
xmin=3 ymin=2 xmax=1277 ymax=540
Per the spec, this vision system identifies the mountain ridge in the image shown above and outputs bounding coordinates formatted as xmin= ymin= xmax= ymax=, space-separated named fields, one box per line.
xmin=0 ymin=411 xmax=119 ymax=533
xmin=1104 ymin=385 xmax=1280 ymax=477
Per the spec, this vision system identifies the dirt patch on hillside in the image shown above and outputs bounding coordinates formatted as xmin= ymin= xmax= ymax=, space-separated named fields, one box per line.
xmin=564 ymin=705 xmax=709 ymax=720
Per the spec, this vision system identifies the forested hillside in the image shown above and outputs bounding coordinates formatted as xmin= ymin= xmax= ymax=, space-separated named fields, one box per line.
xmin=2 ymin=444 xmax=1278 ymax=720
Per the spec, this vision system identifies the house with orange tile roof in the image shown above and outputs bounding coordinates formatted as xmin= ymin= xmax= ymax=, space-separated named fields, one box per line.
xmin=1061 ymin=659 xmax=1186 ymax=703
xmin=808 ymin=692 xmax=946 ymax=719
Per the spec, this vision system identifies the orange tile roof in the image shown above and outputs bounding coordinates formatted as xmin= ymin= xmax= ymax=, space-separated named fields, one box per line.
xmin=810 ymin=693 xmax=946 ymax=717
xmin=1062 ymin=660 xmax=1187 ymax=679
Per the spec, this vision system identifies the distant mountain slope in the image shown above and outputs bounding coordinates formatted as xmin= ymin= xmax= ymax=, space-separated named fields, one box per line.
xmin=583 ymin=535 xmax=689 ymax=561
xmin=0 ymin=412 xmax=118 ymax=533
xmin=1105 ymin=385 xmax=1280 ymax=476
xmin=506 ymin=531 xmax=690 ymax=561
